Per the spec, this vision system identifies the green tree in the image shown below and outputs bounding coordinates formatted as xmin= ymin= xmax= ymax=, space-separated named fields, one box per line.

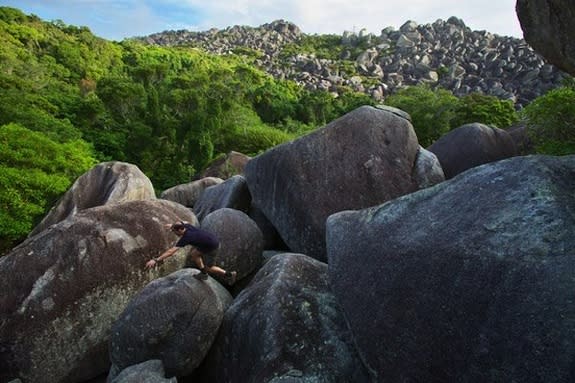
xmin=521 ymin=85 xmax=575 ymax=155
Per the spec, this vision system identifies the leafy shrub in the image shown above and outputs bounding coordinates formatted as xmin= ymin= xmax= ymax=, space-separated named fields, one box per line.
xmin=451 ymin=93 xmax=518 ymax=129
xmin=521 ymin=86 xmax=575 ymax=155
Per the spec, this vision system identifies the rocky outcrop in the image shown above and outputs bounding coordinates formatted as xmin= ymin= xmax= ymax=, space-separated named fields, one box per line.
xmin=245 ymin=105 xmax=440 ymax=261
xmin=0 ymin=200 xmax=196 ymax=383
xmin=109 ymin=269 xmax=233 ymax=379
xmin=29 ymin=161 xmax=156 ymax=236
xmin=139 ymin=18 xmax=566 ymax=107
xmin=428 ymin=123 xmax=518 ymax=179
xmin=326 ymin=155 xmax=575 ymax=382
xmin=516 ymin=0 xmax=575 ymax=76
xmin=197 ymin=253 xmax=369 ymax=382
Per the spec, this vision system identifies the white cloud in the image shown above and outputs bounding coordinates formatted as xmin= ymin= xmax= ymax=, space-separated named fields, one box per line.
xmin=176 ymin=0 xmax=522 ymax=37
xmin=2 ymin=0 xmax=523 ymax=40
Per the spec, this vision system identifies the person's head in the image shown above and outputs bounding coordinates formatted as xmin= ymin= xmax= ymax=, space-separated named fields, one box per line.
xmin=171 ymin=223 xmax=186 ymax=236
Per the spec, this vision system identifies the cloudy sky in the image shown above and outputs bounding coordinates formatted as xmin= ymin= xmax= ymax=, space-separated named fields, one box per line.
xmin=1 ymin=0 xmax=524 ymax=41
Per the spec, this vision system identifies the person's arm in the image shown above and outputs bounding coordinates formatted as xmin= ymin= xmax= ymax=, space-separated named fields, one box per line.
xmin=145 ymin=246 xmax=179 ymax=269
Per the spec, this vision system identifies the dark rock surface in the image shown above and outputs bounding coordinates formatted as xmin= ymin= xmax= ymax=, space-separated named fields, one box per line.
xmin=201 ymin=208 xmax=264 ymax=283
xmin=198 ymin=253 xmax=369 ymax=382
xmin=109 ymin=269 xmax=232 ymax=379
xmin=428 ymin=123 xmax=518 ymax=179
xmin=109 ymin=360 xmax=176 ymax=383
xmin=193 ymin=175 xmax=251 ymax=222
xmin=516 ymin=0 xmax=575 ymax=76
xmin=160 ymin=177 xmax=223 ymax=208
xmin=245 ymin=105 xmax=437 ymax=261
xmin=327 ymin=155 xmax=575 ymax=382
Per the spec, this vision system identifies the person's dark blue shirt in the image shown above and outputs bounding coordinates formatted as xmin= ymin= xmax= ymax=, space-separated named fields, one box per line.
xmin=175 ymin=224 xmax=219 ymax=253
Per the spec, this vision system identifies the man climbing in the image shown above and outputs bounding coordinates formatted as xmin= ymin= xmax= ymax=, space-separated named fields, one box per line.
xmin=145 ymin=221 xmax=237 ymax=285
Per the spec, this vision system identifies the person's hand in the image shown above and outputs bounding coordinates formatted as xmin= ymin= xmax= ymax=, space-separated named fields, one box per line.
xmin=164 ymin=223 xmax=173 ymax=229
xmin=145 ymin=259 xmax=158 ymax=269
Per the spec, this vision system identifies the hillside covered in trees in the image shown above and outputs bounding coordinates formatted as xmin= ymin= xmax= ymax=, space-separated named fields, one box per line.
xmin=1 ymin=6 xmax=574 ymax=253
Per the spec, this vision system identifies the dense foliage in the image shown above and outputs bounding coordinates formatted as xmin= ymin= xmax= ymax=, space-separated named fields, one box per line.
xmin=0 ymin=123 xmax=96 ymax=251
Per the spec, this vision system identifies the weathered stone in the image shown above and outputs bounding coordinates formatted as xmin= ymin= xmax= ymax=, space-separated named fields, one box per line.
xmin=193 ymin=175 xmax=251 ymax=222
xmin=160 ymin=177 xmax=223 ymax=208
xmin=29 ymin=161 xmax=155 ymax=236
xmin=110 ymin=360 xmax=176 ymax=383
xmin=109 ymin=269 xmax=232 ymax=378
xmin=428 ymin=123 xmax=518 ymax=179
xmin=245 ymin=105 xmax=424 ymax=261
xmin=327 ymin=155 xmax=575 ymax=382
xmin=506 ymin=123 xmax=534 ymax=154
xmin=198 ymin=253 xmax=369 ymax=382
xmin=374 ymin=104 xmax=412 ymax=121
xmin=0 ymin=200 xmax=196 ymax=383
xmin=413 ymin=146 xmax=445 ymax=188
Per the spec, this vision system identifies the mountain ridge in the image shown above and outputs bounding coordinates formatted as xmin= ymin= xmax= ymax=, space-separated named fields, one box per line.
xmin=137 ymin=17 xmax=566 ymax=107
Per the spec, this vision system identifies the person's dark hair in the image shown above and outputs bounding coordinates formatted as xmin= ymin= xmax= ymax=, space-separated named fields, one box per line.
xmin=171 ymin=223 xmax=185 ymax=232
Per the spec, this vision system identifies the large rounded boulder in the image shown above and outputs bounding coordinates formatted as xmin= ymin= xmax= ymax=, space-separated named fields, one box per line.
xmin=198 ymin=253 xmax=369 ymax=382
xmin=327 ymin=155 xmax=575 ymax=382
xmin=245 ymin=105 xmax=435 ymax=261
xmin=193 ymin=175 xmax=251 ymax=222
xmin=428 ymin=123 xmax=517 ymax=179
xmin=198 ymin=151 xmax=251 ymax=179
xmin=109 ymin=269 xmax=233 ymax=379
xmin=0 ymin=200 xmax=195 ymax=383
xmin=201 ymin=208 xmax=264 ymax=283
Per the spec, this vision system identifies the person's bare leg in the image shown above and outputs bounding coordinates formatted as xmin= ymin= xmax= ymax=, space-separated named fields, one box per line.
xmin=206 ymin=265 xmax=237 ymax=285
xmin=206 ymin=265 xmax=227 ymax=277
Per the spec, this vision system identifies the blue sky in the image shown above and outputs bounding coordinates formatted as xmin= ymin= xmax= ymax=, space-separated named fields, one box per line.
xmin=0 ymin=0 xmax=523 ymax=41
